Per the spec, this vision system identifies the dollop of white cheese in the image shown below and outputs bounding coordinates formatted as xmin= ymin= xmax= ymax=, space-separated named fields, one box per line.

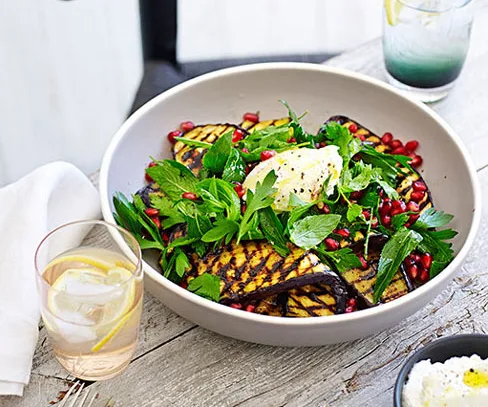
xmin=403 ymin=355 xmax=488 ymax=407
xmin=242 ymin=146 xmax=343 ymax=212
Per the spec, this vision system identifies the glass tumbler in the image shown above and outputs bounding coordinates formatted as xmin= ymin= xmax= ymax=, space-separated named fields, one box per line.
xmin=383 ymin=0 xmax=474 ymax=102
xmin=35 ymin=220 xmax=143 ymax=381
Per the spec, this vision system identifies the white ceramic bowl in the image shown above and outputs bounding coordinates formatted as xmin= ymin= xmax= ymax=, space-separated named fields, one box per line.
xmin=100 ymin=63 xmax=481 ymax=346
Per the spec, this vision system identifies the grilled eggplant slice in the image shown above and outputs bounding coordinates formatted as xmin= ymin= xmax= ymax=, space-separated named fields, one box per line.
xmin=185 ymin=240 xmax=345 ymax=304
xmin=341 ymin=235 xmax=413 ymax=307
xmin=253 ymin=282 xmax=346 ymax=317
xmin=173 ymin=123 xmax=244 ymax=175
xmin=325 ymin=115 xmax=433 ymax=213
xmin=240 ymin=117 xmax=290 ymax=132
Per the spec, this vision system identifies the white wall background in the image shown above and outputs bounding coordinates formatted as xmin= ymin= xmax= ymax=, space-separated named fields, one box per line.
xmin=178 ymin=0 xmax=383 ymax=62
xmin=0 ymin=0 xmax=142 ymax=186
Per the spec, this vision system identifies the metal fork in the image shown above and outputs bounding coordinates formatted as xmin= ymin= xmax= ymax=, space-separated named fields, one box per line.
xmin=57 ymin=381 xmax=115 ymax=407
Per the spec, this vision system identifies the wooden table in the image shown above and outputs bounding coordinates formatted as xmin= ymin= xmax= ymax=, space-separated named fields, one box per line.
xmin=3 ymin=11 xmax=488 ymax=407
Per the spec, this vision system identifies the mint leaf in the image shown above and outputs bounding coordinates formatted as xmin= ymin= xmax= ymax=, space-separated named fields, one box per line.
xmin=238 ymin=171 xmax=277 ymax=241
xmin=222 ymin=148 xmax=246 ymax=183
xmin=286 ymin=202 xmax=315 ymax=232
xmin=146 ymin=160 xmax=198 ymax=201
xmin=196 ymin=178 xmax=241 ymax=222
xmin=150 ymin=194 xmax=185 ymax=228
xmin=201 ymin=218 xmax=239 ymax=243
xmin=391 ymin=213 xmax=409 ymax=230
xmin=315 ymin=246 xmax=362 ymax=273
xmin=175 ymin=249 xmax=191 ymax=278
xmin=374 ymin=228 xmax=423 ymax=303
xmin=259 ymin=207 xmax=289 ymax=256
xmin=187 ymin=273 xmax=221 ymax=302
xmin=414 ymin=208 xmax=454 ymax=230
xmin=202 ymin=131 xmax=233 ymax=173
xmin=290 ymin=214 xmax=341 ymax=250
xmin=347 ymin=203 xmax=363 ymax=222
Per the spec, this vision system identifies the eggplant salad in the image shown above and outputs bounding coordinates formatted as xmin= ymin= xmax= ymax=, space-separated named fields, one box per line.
xmin=113 ymin=101 xmax=457 ymax=316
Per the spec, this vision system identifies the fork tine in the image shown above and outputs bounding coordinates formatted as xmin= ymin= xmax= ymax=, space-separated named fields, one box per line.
xmin=58 ymin=381 xmax=80 ymax=407
xmin=104 ymin=398 xmax=116 ymax=407
xmin=77 ymin=388 xmax=90 ymax=407
xmin=67 ymin=382 xmax=84 ymax=407
xmin=85 ymin=392 xmax=98 ymax=407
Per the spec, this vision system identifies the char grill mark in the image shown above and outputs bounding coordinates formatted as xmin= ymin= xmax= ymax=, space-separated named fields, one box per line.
xmin=186 ymin=240 xmax=345 ymax=305
xmin=173 ymin=123 xmax=244 ymax=175
xmin=341 ymin=235 xmax=413 ymax=307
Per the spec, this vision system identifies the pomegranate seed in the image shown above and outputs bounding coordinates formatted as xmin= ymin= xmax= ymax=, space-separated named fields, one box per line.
xmin=390 ymin=139 xmax=403 ymax=149
xmin=145 ymin=161 xmax=157 ymax=182
xmin=348 ymin=123 xmax=358 ymax=133
xmin=230 ymin=303 xmax=242 ymax=309
xmin=346 ymin=298 xmax=357 ymax=307
xmin=410 ymin=155 xmax=423 ymax=168
xmin=358 ymin=134 xmax=366 ymax=141
xmin=410 ymin=191 xmax=425 ymax=202
xmin=287 ymin=137 xmax=297 ymax=143
xmin=420 ymin=269 xmax=430 ymax=282
xmin=162 ymin=232 xmax=169 ymax=243
xmin=182 ymin=192 xmax=198 ymax=201
xmin=409 ymin=213 xmax=420 ymax=224
xmin=320 ymin=141 xmax=327 ymax=147
xmin=232 ymin=128 xmax=245 ymax=142
xmin=406 ymin=201 xmax=419 ymax=212
xmin=358 ymin=255 xmax=368 ymax=270
xmin=242 ymin=147 xmax=250 ymax=153
xmin=392 ymin=200 xmax=406 ymax=211
xmin=412 ymin=181 xmax=427 ymax=192
xmin=260 ymin=150 xmax=276 ymax=161
xmin=325 ymin=238 xmax=339 ymax=251
xmin=391 ymin=147 xmax=407 ymax=156
xmin=382 ymin=132 xmax=393 ymax=145
xmin=245 ymin=166 xmax=251 ymax=175
xmin=350 ymin=190 xmax=364 ymax=200
xmin=234 ymin=183 xmax=246 ymax=198
xmin=245 ymin=304 xmax=256 ymax=313
xmin=336 ymin=228 xmax=350 ymax=238
xmin=315 ymin=143 xmax=321 ymax=149
xmin=151 ymin=216 xmax=161 ymax=229
xmin=243 ymin=112 xmax=259 ymax=123
xmin=411 ymin=253 xmax=422 ymax=264
xmin=379 ymin=201 xmax=392 ymax=216
xmin=180 ymin=121 xmax=195 ymax=132
xmin=145 ymin=208 xmax=159 ymax=217
xmin=167 ymin=129 xmax=182 ymax=143
xmin=405 ymin=140 xmax=419 ymax=152
xmin=382 ymin=214 xmax=392 ymax=227
xmin=407 ymin=264 xmax=419 ymax=280
xmin=322 ymin=204 xmax=331 ymax=214
xmin=421 ymin=253 xmax=433 ymax=269
xmin=362 ymin=209 xmax=371 ymax=220
xmin=241 ymin=204 xmax=247 ymax=215
xmin=345 ymin=306 xmax=354 ymax=313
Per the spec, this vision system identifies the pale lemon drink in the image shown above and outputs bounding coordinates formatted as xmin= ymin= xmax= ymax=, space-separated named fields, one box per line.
xmin=35 ymin=221 xmax=143 ymax=381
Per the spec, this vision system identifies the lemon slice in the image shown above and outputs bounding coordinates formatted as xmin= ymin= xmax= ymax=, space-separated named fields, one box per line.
xmin=46 ymin=253 xmax=116 ymax=273
xmin=47 ymin=266 xmax=136 ymax=351
xmin=385 ymin=0 xmax=404 ymax=26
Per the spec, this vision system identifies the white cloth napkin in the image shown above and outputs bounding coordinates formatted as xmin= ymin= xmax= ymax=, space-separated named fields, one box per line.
xmin=0 ymin=162 xmax=100 ymax=396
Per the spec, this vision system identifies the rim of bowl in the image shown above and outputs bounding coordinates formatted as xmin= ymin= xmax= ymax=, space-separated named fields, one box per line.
xmin=393 ymin=333 xmax=488 ymax=406
xmin=99 ymin=62 xmax=482 ymax=327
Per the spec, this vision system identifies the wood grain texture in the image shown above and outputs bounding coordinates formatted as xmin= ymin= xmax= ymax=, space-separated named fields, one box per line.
xmin=2 ymin=10 xmax=488 ymax=407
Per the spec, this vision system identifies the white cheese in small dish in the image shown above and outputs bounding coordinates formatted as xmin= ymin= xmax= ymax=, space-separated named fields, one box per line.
xmin=243 ymin=146 xmax=343 ymax=212
xmin=403 ymin=355 xmax=488 ymax=407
